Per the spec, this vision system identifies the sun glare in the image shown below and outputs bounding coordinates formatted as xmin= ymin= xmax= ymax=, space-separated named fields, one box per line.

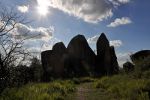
xmin=37 ymin=0 xmax=50 ymax=16
xmin=37 ymin=6 xmax=49 ymax=16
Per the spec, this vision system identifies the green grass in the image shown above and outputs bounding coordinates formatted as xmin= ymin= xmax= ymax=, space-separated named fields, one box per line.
xmin=0 ymin=80 xmax=76 ymax=100
xmin=1 ymin=75 xmax=150 ymax=100
xmin=94 ymin=75 xmax=150 ymax=100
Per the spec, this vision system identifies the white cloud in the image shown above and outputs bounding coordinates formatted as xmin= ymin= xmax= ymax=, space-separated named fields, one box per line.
xmin=110 ymin=40 xmax=123 ymax=47
xmin=17 ymin=5 xmax=29 ymax=13
xmin=48 ymin=0 xmax=113 ymax=23
xmin=117 ymin=0 xmax=130 ymax=3
xmin=87 ymin=35 xmax=122 ymax=47
xmin=23 ymin=37 xmax=60 ymax=53
xmin=109 ymin=0 xmax=130 ymax=6
xmin=41 ymin=38 xmax=61 ymax=51
xmin=107 ymin=17 xmax=132 ymax=27
xmin=87 ymin=35 xmax=99 ymax=44
xmin=9 ymin=23 xmax=57 ymax=53
xmin=11 ymin=23 xmax=54 ymax=41
xmin=117 ymin=52 xmax=131 ymax=67
xmin=36 ymin=0 xmax=130 ymax=23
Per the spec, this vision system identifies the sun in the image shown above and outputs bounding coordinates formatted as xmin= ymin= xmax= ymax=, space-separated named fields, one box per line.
xmin=37 ymin=6 xmax=49 ymax=16
xmin=37 ymin=0 xmax=50 ymax=16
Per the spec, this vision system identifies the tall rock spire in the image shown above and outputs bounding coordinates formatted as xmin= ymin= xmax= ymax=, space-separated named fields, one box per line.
xmin=97 ymin=33 xmax=109 ymax=55
xmin=96 ymin=33 xmax=119 ymax=76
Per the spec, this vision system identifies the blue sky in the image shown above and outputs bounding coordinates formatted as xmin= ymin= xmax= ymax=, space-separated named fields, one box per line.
xmin=1 ymin=0 xmax=150 ymax=66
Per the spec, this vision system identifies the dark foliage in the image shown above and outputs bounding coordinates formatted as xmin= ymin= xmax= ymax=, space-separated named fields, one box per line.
xmin=123 ymin=62 xmax=134 ymax=73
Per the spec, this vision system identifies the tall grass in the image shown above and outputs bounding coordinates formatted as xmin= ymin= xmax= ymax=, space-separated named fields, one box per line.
xmin=94 ymin=75 xmax=150 ymax=100
xmin=0 ymin=80 xmax=76 ymax=100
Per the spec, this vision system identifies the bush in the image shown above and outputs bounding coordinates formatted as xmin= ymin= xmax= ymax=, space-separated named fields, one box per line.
xmin=142 ymin=70 xmax=150 ymax=79
xmin=134 ymin=56 xmax=150 ymax=72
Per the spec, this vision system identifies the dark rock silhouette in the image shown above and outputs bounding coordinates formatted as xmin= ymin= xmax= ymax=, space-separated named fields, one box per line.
xmin=67 ymin=35 xmax=96 ymax=77
xmin=96 ymin=33 xmax=119 ymax=76
xmin=41 ymin=50 xmax=52 ymax=81
xmin=51 ymin=42 xmax=67 ymax=78
xmin=41 ymin=42 xmax=67 ymax=80
xmin=131 ymin=50 xmax=150 ymax=63
xmin=110 ymin=46 xmax=119 ymax=74
xmin=41 ymin=33 xmax=119 ymax=80
xmin=96 ymin=33 xmax=111 ymax=76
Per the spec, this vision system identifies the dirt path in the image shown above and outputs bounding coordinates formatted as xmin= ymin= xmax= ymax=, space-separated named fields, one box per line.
xmin=66 ymin=82 xmax=106 ymax=100
xmin=75 ymin=83 xmax=93 ymax=100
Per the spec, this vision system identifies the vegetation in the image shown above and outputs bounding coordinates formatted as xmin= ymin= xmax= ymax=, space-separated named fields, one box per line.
xmin=0 ymin=54 xmax=150 ymax=100
xmin=94 ymin=75 xmax=150 ymax=100
xmin=0 ymin=7 xmax=149 ymax=99
xmin=0 ymin=80 xmax=76 ymax=100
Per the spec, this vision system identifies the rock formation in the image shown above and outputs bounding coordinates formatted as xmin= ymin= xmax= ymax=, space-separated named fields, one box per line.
xmin=130 ymin=50 xmax=150 ymax=63
xmin=41 ymin=33 xmax=119 ymax=80
xmin=96 ymin=33 xmax=119 ymax=76
xmin=41 ymin=42 xmax=67 ymax=80
xmin=110 ymin=46 xmax=119 ymax=74
xmin=67 ymin=35 xmax=96 ymax=77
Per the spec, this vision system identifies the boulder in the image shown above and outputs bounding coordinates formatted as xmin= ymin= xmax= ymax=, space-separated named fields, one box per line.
xmin=96 ymin=33 xmax=119 ymax=76
xmin=41 ymin=50 xmax=53 ymax=81
xmin=110 ymin=46 xmax=119 ymax=74
xmin=41 ymin=33 xmax=119 ymax=79
xmin=41 ymin=42 xmax=67 ymax=80
xmin=96 ymin=33 xmax=111 ymax=76
xmin=52 ymin=42 xmax=67 ymax=77
xmin=130 ymin=50 xmax=150 ymax=63
xmin=67 ymin=35 xmax=96 ymax=76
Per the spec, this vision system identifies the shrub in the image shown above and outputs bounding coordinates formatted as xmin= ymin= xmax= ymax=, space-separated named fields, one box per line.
xmin=142 ymin=70 xmax=150 ymax=79
xmin=134 ymin=56 xmax=150 ymax=72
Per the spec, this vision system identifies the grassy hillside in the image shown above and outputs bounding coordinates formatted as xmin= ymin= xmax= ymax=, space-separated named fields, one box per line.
xmin=93 ymin=75 xmax=150 ymax=100
xmin=0 ymin=80 xmax=75 ymax=100
xmin=1 ymin=76 xmax=150 ymax=100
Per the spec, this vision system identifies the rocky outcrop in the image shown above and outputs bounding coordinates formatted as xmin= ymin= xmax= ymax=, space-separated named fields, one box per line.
xmin=96 ymin=33 xmax=119 ymax=76
xmin=41 ymin=50 xmax=53 ymax=81
xmin=51 ymin=42 xmax=67 ymax=77
xmin=67 ymin=35 xmax=96 ymax=77
xmin=130 ymin=50 xmax=150 ymax=63
xmin=41 ymin=33 xmax=119 ymax=80
xmin=110 ymin=46 xmax=119 ymax=74
xmin=41 ymin=42 xmax=67 ymax=80
xmin=96 ymin=33 xmax=111 ymax=75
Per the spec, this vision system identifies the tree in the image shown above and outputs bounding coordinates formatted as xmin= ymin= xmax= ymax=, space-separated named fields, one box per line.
xmin=30 ymin=57 xmax=43 ymax=82
xmin=0 ymin=7 xmax=30 ymax=93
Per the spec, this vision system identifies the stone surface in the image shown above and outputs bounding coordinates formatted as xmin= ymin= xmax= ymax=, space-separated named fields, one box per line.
xmin=110 ymin=46 xmax=119 ymax=74
xmin=41 ymin=33 xmax=119 ymax=79
xmin=41 ymin=42 xmax=67 ymax=80
xmin=130 ymin=50 xmax=150 ymax=63
xmin=67 ymin=35 xmax=96 ymax=76
xmin=96 ymin=33 xmax=111 ymax=76
xmin=96 ymin=33 xmax=119 ymax=76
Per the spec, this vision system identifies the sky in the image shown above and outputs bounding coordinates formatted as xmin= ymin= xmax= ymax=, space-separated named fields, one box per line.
xmin=0 ymin=0 xmax=150 ymax=66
